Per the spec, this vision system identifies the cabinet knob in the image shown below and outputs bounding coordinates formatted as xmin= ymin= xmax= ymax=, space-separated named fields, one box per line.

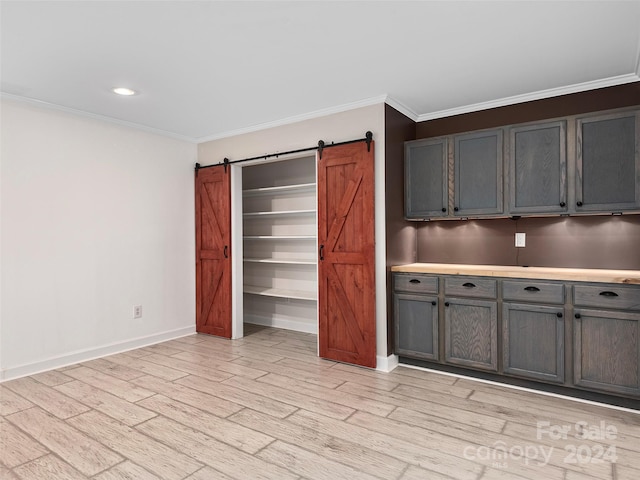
xmin=576 ymin=201 xmax=583 ymax=207
xmin=556 ymin=312 xmax=563 ymax=318
xmin=559 ymin=202 xmax=566 ymax=208
xmin=575 ymin=313 xmax=581 ymax=319
xmin=454 ymin=207 xmax=459 ymax=212
xmin=445 ymin=302 xmax=450 ymax=307
xmin=431 ymin=301 xmax=437 ymax=306
xmin=441 ymin=207 xmax=447 ymax=212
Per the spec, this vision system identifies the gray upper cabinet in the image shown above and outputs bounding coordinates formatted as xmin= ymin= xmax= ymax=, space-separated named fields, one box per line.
xmin=509 ymin=121 xmax=567 ymax=214
xmin=404 ymin=107 xmax=639 ymax=220
xmin=454 ymin=129 xmax=503 ymax=216
xmin=576 ymin=111 xmax=640 ymax=212
xmin=405 ymin=138 xmax=448 ymax=219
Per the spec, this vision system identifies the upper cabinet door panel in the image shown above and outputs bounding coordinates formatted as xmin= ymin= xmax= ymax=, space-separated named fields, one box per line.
xmin=404 ymin=138 xmax=448 ymax=219
xmin=454 ymin=130 xmax=503 ymax=216
xmin=509 ymin=121 xmax=567 ymax=214
xmin=576 ymin=112 xmax=640 ymax=212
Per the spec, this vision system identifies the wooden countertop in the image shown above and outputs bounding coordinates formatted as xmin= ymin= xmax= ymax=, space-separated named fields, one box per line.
xmin=391 ymin=263 xmax=640 ymax=285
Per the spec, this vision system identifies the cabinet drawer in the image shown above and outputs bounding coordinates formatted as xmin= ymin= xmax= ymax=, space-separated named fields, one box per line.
xmin=503 ymin=280 xmax=565 ymax=304
xmin=573 ymin=284 xmax=640 ymax=311
xmin=394 ymin=274 xmax=438 ymax=294
xmin=444 ymin=276 xmax=496 ymax=298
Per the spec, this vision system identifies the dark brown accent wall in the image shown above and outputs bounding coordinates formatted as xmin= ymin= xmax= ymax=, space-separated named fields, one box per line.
xmin=413 ymin=82 xmax=640 ymax=271
xmin=385 ymin=104 xmax=416 ymax=355
xmin=416 ymin=82 xmax=640 ymax=138
xmin=416 ymin=216 xmax=640 ymax=270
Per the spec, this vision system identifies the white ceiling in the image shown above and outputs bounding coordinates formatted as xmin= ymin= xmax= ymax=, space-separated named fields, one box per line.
xmin=2 ymin=1 xmax=640 ymax=142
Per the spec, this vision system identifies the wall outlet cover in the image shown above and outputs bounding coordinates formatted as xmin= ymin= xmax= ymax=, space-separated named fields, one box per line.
xmin=515 ymin=233 xmax=526 ymax=248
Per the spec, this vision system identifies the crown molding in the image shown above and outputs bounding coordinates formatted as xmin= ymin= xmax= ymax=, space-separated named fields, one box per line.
xmin=195 ymin=94 xmax=389 ymax=143
xmin=416 ymin=73 xmax=640 ymax=123
xmin=0 ymin=92 xmax=198 ymax=143
xmin=383 ymin=95 xmax=419 ymax=122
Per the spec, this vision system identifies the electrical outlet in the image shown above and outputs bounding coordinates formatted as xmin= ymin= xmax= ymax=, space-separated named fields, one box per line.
xmin=515 ymin=233 xmax=526 ymax=248
xmin=133 ymin=305 xmax=142 ymax=319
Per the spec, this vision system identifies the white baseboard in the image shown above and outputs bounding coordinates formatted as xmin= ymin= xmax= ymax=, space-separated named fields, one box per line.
xmin=0 ymin=325 xmax=196 ymax=382
xmin=376 ymin=354 xmax=399 ymax=372
xmin=245 ymin=315 xmax=318 ymax=334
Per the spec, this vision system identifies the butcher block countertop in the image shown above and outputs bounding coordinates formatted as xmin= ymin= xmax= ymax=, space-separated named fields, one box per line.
xmin=391 ymin=263 xmax=640 ymax=285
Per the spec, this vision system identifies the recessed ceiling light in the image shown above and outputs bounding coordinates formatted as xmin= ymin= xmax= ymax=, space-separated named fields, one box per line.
xmin=112 ymin=87 xmax=137 ymax=96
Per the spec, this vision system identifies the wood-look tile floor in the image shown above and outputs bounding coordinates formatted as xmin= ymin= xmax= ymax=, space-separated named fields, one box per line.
xmin=2 ymin=324 xmax=640 ymax=480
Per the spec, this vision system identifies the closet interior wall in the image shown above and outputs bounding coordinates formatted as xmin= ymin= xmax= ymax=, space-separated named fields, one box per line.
xmin=242 ymin=156 xmax=318 ymax=333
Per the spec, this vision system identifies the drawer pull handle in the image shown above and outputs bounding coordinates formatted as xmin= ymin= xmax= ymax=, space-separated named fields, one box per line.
xmin=431 ymin=301 xmax=437 ymax=306
xmin=599 ymin=291 xmax=619 ymax=297
xmin=462 ymin=282 xmax=476 ymax=288
xmin=524 ymin=286 xmax=540 ymax=292
xmin=409 ymin=279 xmax=421 ymax=284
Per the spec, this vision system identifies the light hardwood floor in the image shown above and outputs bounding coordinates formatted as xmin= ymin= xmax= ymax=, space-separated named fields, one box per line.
xmin=1 ymin=324 xmax=639 ymax=480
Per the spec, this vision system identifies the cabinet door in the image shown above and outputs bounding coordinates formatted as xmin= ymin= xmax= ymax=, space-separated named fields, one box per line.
xmin=454 ymin=130 xmax=503 ymax=216
xmin=444 ymin=298 xmax=497 ymax=371
xmin=576 ymin=111 xmax=640 ymax=212
xmin=404 ymin=138 xmax=448 ymax=219
xmin=394 ymin=293 xmax=439 ymax=360
xmin=573 ymin=309 xmax=640 ymax=397
xmin=509 ymin=121 xmax=567 ymax=214
xmin=503 ymin=303 xmax=565 ymax=383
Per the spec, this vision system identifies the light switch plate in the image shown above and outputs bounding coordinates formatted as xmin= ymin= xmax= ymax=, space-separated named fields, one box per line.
xmin=515 ymin=233 xmax=526 ymax=248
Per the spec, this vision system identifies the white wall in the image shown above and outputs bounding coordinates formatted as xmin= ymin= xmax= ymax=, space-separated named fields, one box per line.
xmin=198 ymin=104 xmax=393 ymax=369
xmin=0 ymin=99 xmax=197 ymax=380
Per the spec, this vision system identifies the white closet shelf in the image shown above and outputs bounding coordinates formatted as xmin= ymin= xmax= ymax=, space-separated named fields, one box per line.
xmin=243 ymin=209 xmax=315 ymax=217
xmin=244 ymin=257 xmax=317 ymax=265
xmin=243 ymin=235 xmax=316 ymax=240
xmin=244 ymin=285 xmax=317 ymax=301
xmin=243 ymin=183 xmax=316 ymax=196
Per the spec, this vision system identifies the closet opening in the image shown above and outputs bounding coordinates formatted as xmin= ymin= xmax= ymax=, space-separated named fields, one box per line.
xmin=241 ymin=155 xmax=319 ymax=339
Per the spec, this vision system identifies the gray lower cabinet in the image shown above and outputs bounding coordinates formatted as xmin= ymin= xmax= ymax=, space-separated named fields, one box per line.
xmin=394 ymin=293 xmax=439 ymax=360
xmin=393 ymin=272 xmax=640 ymax=398
xmin=393 ymin=273 xmax=439 ymax=360
xmin=576 ymin=111 xmax=640 ymax=212
xmin=444 ymin=298 xmax=498 ymax=371
xmin=573 ymin=282 xmax=640 ymax=396
xmin=503 ymin=303 xmax=565 ymax=383
xmin=573 ymin=309 xmax=640 ymax=397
